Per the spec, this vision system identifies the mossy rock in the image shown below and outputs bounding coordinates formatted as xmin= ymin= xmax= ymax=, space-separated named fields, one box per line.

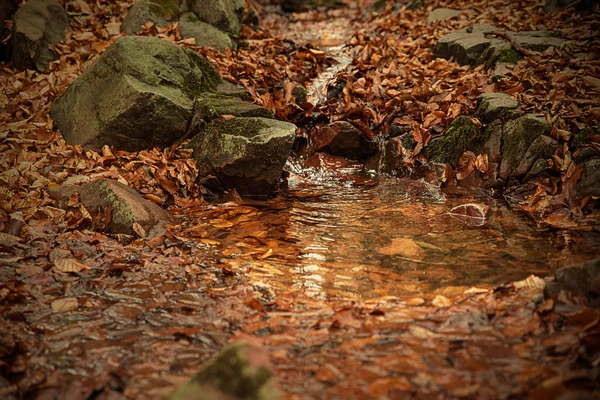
xmin=179 ymin=11 xmax=235 ymax=51
xmin=51 ymin=36 xmax=223 ymax=152
xmin=476 ymin=92 xmax=521 ymax=123
xmin=187 ymin=117 xmax=296 ymax=196
xmin=426 ymin=116 xmax=485 ymax=166
xmin=573 ymin=126 xmax=599 ymax=148
xmin=188 ymin=0 xmax=241 ymax=36
xmin=48 ymin=178 xmax=174 ymax=237
xmin=121 ymin=0 xmax=180 ymax=34
xmin=499 ymin=114 xmax=551 ymax=181
xmin=168 ymin=342 xmax=280 ymax=400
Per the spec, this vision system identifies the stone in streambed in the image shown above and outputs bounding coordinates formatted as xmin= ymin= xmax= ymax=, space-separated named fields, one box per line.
xmin=498 ymin=115 xmax=551 ymax=181
xmin=187 ymin=117 xmax=296 ymax=196
xmin=48 ymin=179 xmax=174 ymax=237
xmin=513 ymin=135 xmax=558 ymax=180
xmin=187 ymin=0 xmax=243 ymax=36
xmin=11 ymin=0 xmax=69 ymax=71
xmin=308 ymin=121 xmax=378 ymax=161
xmin=51 ymin=36 xmax=223 ymax=152
xmin=575 ymin=158 xmax=600 ymax=199
xmin=476 ymin=92 xmax=521 ymax=124
xmin=426 ymin=116 xmax=485 ymax=167
xmin=544 ymin=259 xmax=600 ymax=304
xmin=168 ymin=342 xmax=279 ymax=400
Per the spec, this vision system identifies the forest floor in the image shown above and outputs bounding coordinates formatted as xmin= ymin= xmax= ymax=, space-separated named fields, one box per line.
xmin=1 ymin=0 xmax=600 ymax=399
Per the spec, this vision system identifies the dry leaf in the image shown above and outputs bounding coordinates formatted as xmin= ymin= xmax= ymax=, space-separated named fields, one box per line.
xmin=132 ymin=222 xmax=146 ymax=237
xmin=53 ymin=258 xmax=90 ymax=273
xmin=513 ymin=275 xmax=546 ymax=290
xmin=378 ymin=237 xmax=422 ymax=258
xmin=51 ymin=297 xmax=79 ymax=313
xmin=432 ymin=295 xmax=452 ymax=308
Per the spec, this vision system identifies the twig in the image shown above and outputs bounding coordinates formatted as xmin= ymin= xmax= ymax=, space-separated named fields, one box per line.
xmin=484 ymin=30 xmax=541 ymax=57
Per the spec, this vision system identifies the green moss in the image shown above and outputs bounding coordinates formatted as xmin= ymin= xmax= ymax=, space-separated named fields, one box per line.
xmin=401 ymin=133 xmax=415 ymax=151
xmin=573 ymin=126 xmax=599 ymax=147
xmin=148 ymin=0 xmax=179 ymax=21
xmin=96 ymin=110 xmax=108 ymax=131
xmin=184 ymin=49 xmax=222 ymax=93
xmin=426 ymin=116 xmax=485 ymax=166
xmin=294 ymin=86 xmax=308 ymax=104
xmin=497 ymin=48 xmax=522 ymax=63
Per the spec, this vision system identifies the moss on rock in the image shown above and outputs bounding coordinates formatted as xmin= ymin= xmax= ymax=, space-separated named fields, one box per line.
xmin=426 ymin=116 xmax=485 ymax=166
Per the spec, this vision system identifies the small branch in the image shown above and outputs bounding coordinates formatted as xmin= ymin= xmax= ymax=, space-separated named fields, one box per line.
xmin=484 ymin=30 xmax=541 ymax=57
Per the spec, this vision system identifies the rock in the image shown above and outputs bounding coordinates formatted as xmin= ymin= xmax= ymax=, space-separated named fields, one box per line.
xmin=11 ymin=0 xmax=69 ymax=71
xmin=427 ymin=8 xmax=473 ymax=24
xmin=499 ymin=115 xmax=551 ymax=181
xmin=575 ymin=158 xmax=600 ymax=198
xmin=426 ymin=116 xmax=485 ymax=167
xmin=215 ymin=81 xmax=252 ymax=101
xmin=168 ymin=342 xmax=280 ymax=400
xmin=120 ymin=0 xmax=179 ymax=34
xmin=0 ymin=0 xmax=19 ymax=62
xmin=524 ymin=158 xmax=552 ymax=181
xmin=480 ymin=121 xmax=503 ymax=161
xmin=179 ymin=12 xmax=235 ymax=51
xmin=308 ymin=121 xmax=378 ymax=161
xmin=544 ymin=259 xmax=600 ymax=304
xmin=48 ymin=179 xmax=174 ymax=237
xmin=305 ymin=152 xmax=359 ymax=170
xmin=476 ymin=92 xmax=521 ymax=124
xmin=365 ymin=138 xmax=406 ymax=176
xmin=433 ymin=24 xmax=566 ymax=66
xmin=491 ymin=62 xmax=512 ymax=81
xmin=188 ymin=0 xmax=241 ymax=36
xmin=514 ymin=135 xmax=558 ymax=181
xmin=187 ymin=117 xmax=296 ymax=196
xmin=51 ymin=36 xmax=223 ymax=152
xmin=184 ymin=93 xmax=274 ymax=141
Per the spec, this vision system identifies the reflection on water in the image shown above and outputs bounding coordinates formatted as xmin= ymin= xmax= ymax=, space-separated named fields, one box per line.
xmin=184 ymin=169 xmax=600 ymax=301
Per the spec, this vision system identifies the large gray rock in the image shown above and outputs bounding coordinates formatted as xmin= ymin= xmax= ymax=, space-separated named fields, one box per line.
xmin=433 ymin=24 xmax=566 ymax=66
xmin=51 ymin=36 xmax=223 ymax=152
xmin=179 ymin=12 xmax=235 ymax=51
xmin=476 ymin=92 xmax=521 ymax=123
xmin=427 ymin=8 xmax=473 ymax=24
xmin=11 ymin=0 xmax=69 ymax=71
xmin=499 ymin=115 xmax=551 ymax=181
xmin=121 ymin=0 xmax=179 ymax=35
xmin=187 ymin=117 xmax=296 ymax=196
xmin=168 ymin=342 xmax=280 ymax=400
xmin=48 ymin=178 xmax=174 ymax=237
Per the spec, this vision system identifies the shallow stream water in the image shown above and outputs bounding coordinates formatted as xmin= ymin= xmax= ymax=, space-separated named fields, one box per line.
xmin=188 ymin=167 xmax=600 ymax=301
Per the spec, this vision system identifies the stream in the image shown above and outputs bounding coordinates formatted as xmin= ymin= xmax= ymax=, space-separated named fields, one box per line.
xmin=181 ymin=11 xmax=600 ymax=302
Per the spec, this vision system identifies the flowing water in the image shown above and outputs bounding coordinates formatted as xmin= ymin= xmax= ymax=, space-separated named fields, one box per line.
xmin=186 ymin=167 xmax=600 ymax=301
xmin=183 ymin=12 xmax=600 ymax=302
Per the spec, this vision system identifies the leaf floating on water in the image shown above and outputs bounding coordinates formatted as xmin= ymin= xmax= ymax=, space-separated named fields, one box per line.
xmin=513 ymin=275 xmax=546 ymax=290
xmin=51 ymin=297 xmax=79 ymax=313
xmin=449 ymin=203 xmax=489 ymax=226
xmin=378 ymin=238 xmax=422 ymax=258
xmin=53 ymin=258 xmax=90 ymax=273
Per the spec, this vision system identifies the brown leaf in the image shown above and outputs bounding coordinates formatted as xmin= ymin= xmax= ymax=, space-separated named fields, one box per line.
xmin=51 ymin=297 xmax=79 ymax=312
xmin=53 ymin=258 xmax=90 ymax=273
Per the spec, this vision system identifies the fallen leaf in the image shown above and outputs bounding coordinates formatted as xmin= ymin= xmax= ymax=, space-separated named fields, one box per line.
xmin=51 ymin=297 xmax=79 ymax=312
xmin=53 ymin=258 xmax=90 ymax=273
xmin=378 ymin=238 xmax=422 ymax=257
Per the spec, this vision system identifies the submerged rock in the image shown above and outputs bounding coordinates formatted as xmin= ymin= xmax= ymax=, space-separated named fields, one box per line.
xmin=187 ymin=117 xmax=296 ymax=196
xmin=48 ymin=179 xmax=174 ymax=237
xmin=499 ymin=115 xmax=551 ymax=181
xmin=51 ymin=36 xmax=223 ymax=152
xmin=476 ymin=92 xmax=521 ymax=124
xmin=168 ymin=342 xmax=279 ymax=400
xmin=11 ymin=0 xmax=69 ymax=71
xmin=433 ymin=24 xmax=566 ymax=66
